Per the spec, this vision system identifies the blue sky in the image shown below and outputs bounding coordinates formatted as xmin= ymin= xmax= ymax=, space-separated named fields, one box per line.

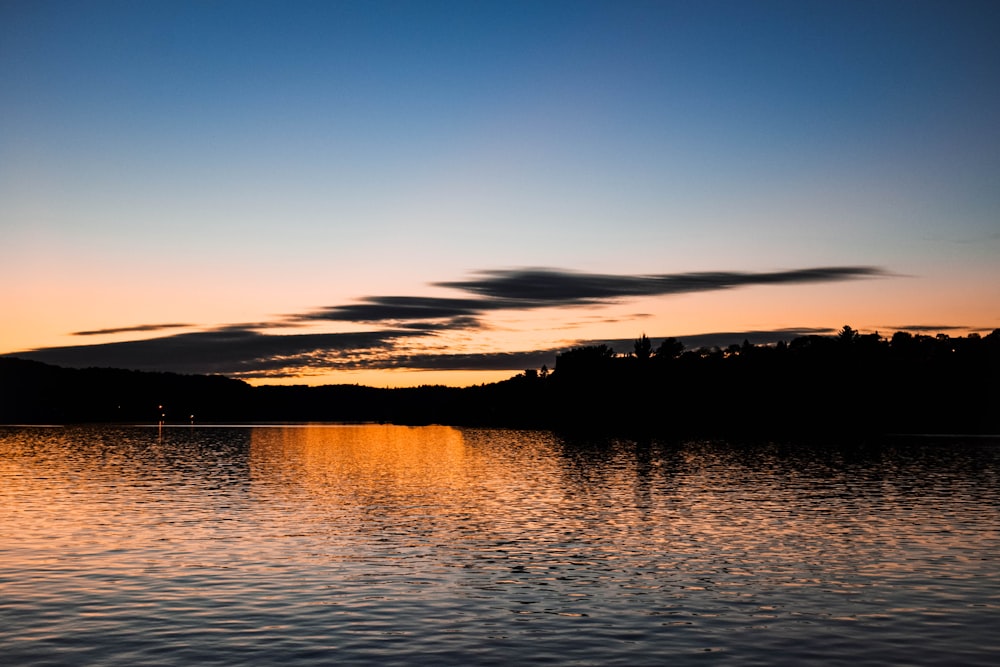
xmin=2 ymin=1 xmax=998 ymax=385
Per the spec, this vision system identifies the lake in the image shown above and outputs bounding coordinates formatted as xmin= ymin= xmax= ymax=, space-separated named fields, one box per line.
xmin=1 ymin=424 xmax=997 ymax=665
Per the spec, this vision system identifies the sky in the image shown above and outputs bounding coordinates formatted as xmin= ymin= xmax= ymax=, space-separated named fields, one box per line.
xmin=2 ymin=0 xmax=998 ymax=387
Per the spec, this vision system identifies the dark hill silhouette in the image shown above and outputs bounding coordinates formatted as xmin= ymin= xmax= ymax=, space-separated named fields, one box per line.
xmin=2 ymin=327 xmax=998 ymax=435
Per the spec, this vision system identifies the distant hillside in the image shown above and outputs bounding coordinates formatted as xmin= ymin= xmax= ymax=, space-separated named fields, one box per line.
xmin=0 ymin=357 xmax=254 ymax=424
xmin=2 ymin=328 xmax=998 ymax=435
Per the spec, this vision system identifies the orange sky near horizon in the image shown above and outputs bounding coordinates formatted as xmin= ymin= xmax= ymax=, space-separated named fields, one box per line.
xmin=3 ymin=2 xmax=998 ymax=386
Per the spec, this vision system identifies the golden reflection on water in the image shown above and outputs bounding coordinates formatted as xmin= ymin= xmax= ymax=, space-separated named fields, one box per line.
xmin=249 ymin=424 xmax=470 ymax=503
xmin=246 ymin=425 xmax=574 ymax=552
xmin=253 ymin=423 xmax=465 ymax=474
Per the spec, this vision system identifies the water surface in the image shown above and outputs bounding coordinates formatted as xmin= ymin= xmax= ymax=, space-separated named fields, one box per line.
xmin=1 ymin=425 xmax=997 ymax=665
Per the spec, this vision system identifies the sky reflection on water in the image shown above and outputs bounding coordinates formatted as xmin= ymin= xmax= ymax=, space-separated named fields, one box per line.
xmin=0 ymin=425 xmax=998 ymax=666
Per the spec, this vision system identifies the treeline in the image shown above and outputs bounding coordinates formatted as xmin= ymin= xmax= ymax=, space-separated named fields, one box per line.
xmin=1 ymin=327 xmax=997 ymax=435
xmin=526 ymin=327 xmax=1000 ymax=435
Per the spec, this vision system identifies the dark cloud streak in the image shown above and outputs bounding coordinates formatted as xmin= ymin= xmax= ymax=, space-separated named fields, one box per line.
xmin=884 ymin=324 xmax=970 ymax=333
xmin=14 ymin=328 xmax=426 ymax=376
xmin=296 ymin=266 xmax=886 ymax=328
xmin=73 ymin=323 xmax=194 ymax=336
xmin=370 ymin=350 xmax=561 ymax=372
xmin=300 ymin=296 xmax=498 ymax=322
xmin=438 ymin=266 xmax=887 ymax=304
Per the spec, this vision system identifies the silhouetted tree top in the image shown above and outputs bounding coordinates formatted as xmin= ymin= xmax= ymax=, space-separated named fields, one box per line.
xmin=838 ymin=324 xmax=859 ymax=344
xmin=633 ymin=334 xmax=652 ymax=361
xmin=655 ymin=337 xmax=684 ymax=359
xmin=554 ymin=344 xmax=616 ymax=372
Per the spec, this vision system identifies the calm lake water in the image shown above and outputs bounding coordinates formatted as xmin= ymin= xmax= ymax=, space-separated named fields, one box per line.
xmin=1 ymin=425 xmax=997 ymax=666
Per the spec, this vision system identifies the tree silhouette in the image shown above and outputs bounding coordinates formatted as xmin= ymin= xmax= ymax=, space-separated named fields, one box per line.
xmin=633 ymin=334 xmax=652 ymax=361
xmin=654 ymin=337 xmax=684 ymax=359
xmin=837 ymin=325 xmax=858 ymax=344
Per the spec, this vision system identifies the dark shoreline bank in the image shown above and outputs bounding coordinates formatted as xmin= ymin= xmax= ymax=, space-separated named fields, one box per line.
xmin=3 ymin=328 xmax=998 ymax=436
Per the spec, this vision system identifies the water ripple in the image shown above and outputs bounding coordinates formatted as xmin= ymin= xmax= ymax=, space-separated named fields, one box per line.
xmin=0 ymin=425 xmax=997 ymax=665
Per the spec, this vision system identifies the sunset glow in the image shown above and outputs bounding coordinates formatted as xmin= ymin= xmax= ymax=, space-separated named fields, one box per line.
xmin=3 ymin=1 xmax=997 ymax=386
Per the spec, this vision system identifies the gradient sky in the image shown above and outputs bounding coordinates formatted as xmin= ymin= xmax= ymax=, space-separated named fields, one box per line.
xmin=3 ymin=0 xmax=998 ymax=386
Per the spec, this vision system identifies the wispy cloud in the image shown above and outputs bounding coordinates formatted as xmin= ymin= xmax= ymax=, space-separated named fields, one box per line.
xmin=437 ymin=266 xmax=887 ymax=304
xmin=883 ymin=324 xmax=970 ymax=333
xmin=72 ymin=323 xmax=194 ymax=336
xmin=367 ymin=350 xmax=561 ymax=372
xmin=298 ymin=296 xmax=496 ymax=324
xmin=14 ymin=328 xmax=426 ymax=376
xmin=294 ymin=265 xmax=885 ymax=328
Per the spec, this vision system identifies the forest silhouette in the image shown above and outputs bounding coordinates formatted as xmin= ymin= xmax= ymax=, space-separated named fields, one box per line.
xmin=2 ymin=327 xmax=997 ymax=436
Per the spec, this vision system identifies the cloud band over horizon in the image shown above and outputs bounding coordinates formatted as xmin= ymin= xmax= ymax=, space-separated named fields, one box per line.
xmin=6 ymin=265 xmax=898 ymax=379
xmin=300 ymin=266 xmax=889 ymax=325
